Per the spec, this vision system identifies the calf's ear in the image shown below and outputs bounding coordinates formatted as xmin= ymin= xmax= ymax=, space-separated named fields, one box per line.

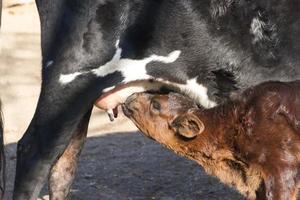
xmin=171 ymin=113 xmax=205 ymax=139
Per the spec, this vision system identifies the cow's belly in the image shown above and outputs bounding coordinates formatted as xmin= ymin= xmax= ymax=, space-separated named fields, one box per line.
xmin=58 ymin=39 xmax=217 ymax=120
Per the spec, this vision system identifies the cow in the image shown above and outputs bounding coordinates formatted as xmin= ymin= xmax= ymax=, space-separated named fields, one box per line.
xmin=122 ymin=81 xmax=300 ymax=200
xmin=13 ymin=0 xmax=300 ymax=199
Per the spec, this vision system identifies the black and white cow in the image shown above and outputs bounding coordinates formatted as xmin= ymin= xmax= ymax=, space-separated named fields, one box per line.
xmin=13 ymin=0 xmax=300 ymax=199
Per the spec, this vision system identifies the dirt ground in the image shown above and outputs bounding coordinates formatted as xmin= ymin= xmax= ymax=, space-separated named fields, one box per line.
xmin=0 ymin=1 xmax=244 ymax=199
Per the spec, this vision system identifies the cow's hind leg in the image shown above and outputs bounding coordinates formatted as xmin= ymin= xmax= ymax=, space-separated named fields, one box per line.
xmin=48 ymin=109 xmax=91 ymax=200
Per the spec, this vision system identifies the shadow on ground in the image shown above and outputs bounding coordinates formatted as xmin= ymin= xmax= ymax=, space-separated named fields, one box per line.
xmin=6 ymin=131 xmax=245 ymax=200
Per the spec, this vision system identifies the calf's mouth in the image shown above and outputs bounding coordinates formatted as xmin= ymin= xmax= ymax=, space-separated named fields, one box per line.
xmin=121 ymin=93 xmax=147 ymax=118
xmin=96 ymin=80 xmax=176 ymax=121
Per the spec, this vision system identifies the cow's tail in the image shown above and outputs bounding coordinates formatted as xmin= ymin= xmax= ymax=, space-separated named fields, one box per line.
xmin=0 ymin=101 xmax=5 ymax=199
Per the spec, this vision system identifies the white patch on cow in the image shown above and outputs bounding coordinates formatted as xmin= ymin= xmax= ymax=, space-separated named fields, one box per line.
xmin=59 ymin=40 xmax=181 ymax=85
xmin=59 ymin=72 xmax=84 ymax=84
xmin=92 ymin=44 xmax=181 ymax=83
xmin=177 ymin=78 xmax=216 ymax=108
xmin=45 ymin=60 xmax=54 ymax=68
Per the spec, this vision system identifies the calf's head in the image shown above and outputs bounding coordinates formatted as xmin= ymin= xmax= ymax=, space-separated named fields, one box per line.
xmin=122 ymin=92 xmax=205 ymax=143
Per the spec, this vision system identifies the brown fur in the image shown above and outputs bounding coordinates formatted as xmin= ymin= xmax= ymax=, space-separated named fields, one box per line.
xmin=123 ymin=81 xmax=300 ymax=200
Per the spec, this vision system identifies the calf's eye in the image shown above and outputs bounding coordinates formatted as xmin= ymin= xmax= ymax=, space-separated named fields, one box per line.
xmin=151 ymin=100 xmax=161 ymax=111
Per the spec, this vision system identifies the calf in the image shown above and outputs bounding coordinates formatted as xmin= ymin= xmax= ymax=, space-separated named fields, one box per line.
xmin=123 ymin=81 xmax=300 ymax=200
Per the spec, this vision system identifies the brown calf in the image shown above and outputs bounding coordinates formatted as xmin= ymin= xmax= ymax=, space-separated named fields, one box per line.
xmin=122 ymin=81 xmax=300 ymax=200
